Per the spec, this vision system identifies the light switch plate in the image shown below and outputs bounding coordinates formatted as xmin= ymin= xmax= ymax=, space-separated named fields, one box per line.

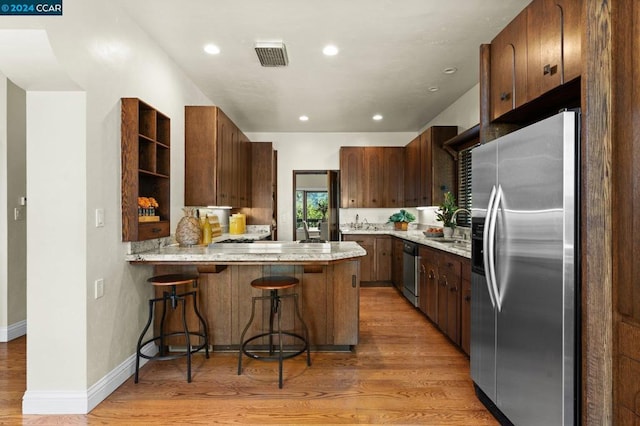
xmin=95 ymin=278 xmax=104 ymax=299
xmin=95 ymin=208 xmax=105 ymax=227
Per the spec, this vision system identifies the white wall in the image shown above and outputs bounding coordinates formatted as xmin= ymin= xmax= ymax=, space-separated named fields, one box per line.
xmin=0 ymin=0 xmax=212 ymax=414
xmin=25 ymin=91 xmax=87 ymax=397
xmin=246 ymin=132 xmax=415 ymax=240
xmin=422 ymin=84 xmax=480 ymax=132
xmin=0 ymin=74 xmax=28 ymax=342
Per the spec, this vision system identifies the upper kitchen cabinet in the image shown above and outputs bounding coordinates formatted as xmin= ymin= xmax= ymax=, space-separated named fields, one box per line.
xmin=405 ymin=126 xmax=458 ymax=207
xmin=239 ymin=142 xmax=277 ymax=238
xmin=121 ymin=98 xmax=171 ymax=242
xmin=340 ymin=146 xmax=403 ymax=208
xmin=340 ymin=147 xmax=364 ymax=208
xmin=490 ymin=8 xmax=528 ymax=120
xmin=404 ymin=136 xmax=421 ymax=206
xmin=185 ymin=106 xmax=251 ymax=207
xmin=490 ymin=0 xmax=582 ymax=122
xmin=526 ymin=0 xmax=582 ymax=101
xmin=365 ymin=147 xmax=404 ymax=208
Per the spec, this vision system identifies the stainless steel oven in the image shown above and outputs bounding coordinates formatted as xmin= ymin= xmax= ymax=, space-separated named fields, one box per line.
xmin=402 ymin=241 xmax=420 ymax=307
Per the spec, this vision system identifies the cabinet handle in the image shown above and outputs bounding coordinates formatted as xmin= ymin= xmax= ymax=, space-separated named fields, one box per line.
xmin=352 ymin=275 xmax=357 ymax=288
xmin=151 ymin=227 xmax=161 ymax=234
xmin=465 ymin=295 xmax=471 ymax=302
xmin=441 ymin=275 xmax=448 ymax=286
xmin=543 ymin=64 xmax=558 ymax=76
xmin=420 ymin=264 xmax=426 ymax=275
xmin=500 ymin=92 xmax=511 ymax=101
xmin=450 ymin=286 xmax=458 ymax=292
xmin=428 ymin=270 xmax=435 ymax=279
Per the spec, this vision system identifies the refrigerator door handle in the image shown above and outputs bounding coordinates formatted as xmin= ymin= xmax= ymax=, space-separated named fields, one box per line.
xmin=483 ymin=185 xmax=497 ymax=308
xmin=488 ymin=184 xmax=503 ymax=312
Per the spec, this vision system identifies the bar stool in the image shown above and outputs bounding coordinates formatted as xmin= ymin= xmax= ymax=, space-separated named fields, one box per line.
xmin=237 ymin=275 xmax=311 ymax=388
xmin=135 ymin=273 xmax=209 ymax=383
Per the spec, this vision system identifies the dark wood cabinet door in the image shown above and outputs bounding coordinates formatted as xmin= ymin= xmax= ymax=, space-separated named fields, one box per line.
xmin=364 ymin=147 xmax=385 ymax=208
xmin=424 ymin=251 xmax=439 ymax=322
xmin=558 ymin=0 xmax=582 ymax=84
xmin=382 ymin=147 xmax=404 ymax=208
xmin=404 ymin=137 xmax=420 ymax=207
xmin=332 ymin=261 xmax=360 ymax=346
xmin=340 ymin=147 xmax=364 ymax=208
xmin=343 ymin=235 xmax=374 ymax=282
xmin=375 ymin=237 xmax=392 ymax=282
xmin=185 ymin=106 xmax=221 ymax=206
xmin=461 ymin=276 xmax=471 ymax=356
xmin=528 ymin=0 xmax=582 ymax=103
xmin=527 ymin=0 xmax=563 ymax=100
xmin=490 ymin=7 xmax=528 ymax=121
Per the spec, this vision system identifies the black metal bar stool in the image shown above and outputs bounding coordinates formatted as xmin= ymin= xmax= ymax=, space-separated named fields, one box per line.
xmin=237 ymin=275 xmax=311 ymax=388
xmin=135 ymin=273 xmax=209 ymax=383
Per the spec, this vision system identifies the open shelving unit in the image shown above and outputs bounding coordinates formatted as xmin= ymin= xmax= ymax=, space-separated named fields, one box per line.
xmin=121 ymin=98 xmax=171 ymax=241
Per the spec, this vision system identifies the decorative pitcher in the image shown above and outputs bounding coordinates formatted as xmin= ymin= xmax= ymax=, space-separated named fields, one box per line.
xmin=176 ymin=207 xmax=200 ymax=246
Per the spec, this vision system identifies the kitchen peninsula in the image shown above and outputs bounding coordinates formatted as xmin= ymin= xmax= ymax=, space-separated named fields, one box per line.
xmin=126 ymin=240 xmax=367 ymax=351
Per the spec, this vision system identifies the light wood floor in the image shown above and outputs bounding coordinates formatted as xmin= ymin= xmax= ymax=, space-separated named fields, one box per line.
xmin=0 ymin=287 xmax=497 ymax=425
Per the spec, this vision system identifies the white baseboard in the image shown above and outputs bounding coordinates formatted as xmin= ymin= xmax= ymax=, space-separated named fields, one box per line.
xmin=22 ymin=342 xmax=158 ymax=414
xmin=0 ymin=319 xmax=27 ymax=342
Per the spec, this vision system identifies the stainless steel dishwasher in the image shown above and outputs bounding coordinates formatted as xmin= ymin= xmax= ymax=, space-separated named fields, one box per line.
xmin=402 ymin=241 xmax=420 ymax=307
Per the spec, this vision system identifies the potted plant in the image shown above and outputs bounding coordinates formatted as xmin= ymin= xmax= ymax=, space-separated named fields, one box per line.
xmin=436 ymin=192 xmax=458 ymax=238
xmin=388 ymin=209 xmax=416 ymax=231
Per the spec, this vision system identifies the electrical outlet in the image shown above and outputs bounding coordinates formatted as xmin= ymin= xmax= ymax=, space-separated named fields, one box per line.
xmin=95 ymin=278 xmax=104 ymax=299
xmin=14 ymin=207 xmax=25 ymax=221
xmin=95 ymin=208 xmax=105 ymax=228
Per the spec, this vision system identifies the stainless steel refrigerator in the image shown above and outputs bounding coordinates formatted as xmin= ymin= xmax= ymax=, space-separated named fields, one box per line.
xmin=470 ymin=111 xmax=579 ymax=426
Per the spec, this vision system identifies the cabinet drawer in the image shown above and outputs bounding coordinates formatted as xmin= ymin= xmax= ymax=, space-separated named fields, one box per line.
xmin=138 ymin=221 xmax=170 ymax=240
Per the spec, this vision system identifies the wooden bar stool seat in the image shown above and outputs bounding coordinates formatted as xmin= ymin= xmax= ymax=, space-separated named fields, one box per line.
xmin=135 ymin=273 xmax=209 ymax=383
xmin=238 ymin=276 xmax=311 ymax=388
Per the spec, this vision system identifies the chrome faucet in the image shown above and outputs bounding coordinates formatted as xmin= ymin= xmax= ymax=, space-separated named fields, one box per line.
xmin=451 ymin=208 xmax=471 ymax=239
xmin=363 ymin=218 xmax=369 ymax=229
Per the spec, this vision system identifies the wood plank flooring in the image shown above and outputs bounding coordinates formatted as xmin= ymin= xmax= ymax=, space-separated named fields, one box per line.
xmin=0 ymin=287 xmax=497 ymax=425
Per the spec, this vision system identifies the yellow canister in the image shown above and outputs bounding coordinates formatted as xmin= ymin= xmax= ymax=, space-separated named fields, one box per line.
xmin=229 ymin=214 xmax=245 ymax=234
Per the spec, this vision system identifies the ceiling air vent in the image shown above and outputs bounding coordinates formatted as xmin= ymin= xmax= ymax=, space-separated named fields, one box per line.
xmin=255 ymin=41 xmax=289 ymax=67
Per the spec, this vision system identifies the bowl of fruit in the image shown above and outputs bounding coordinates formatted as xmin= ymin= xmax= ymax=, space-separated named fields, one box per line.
xmin=423 ymin=227 xmax=444 ymax=238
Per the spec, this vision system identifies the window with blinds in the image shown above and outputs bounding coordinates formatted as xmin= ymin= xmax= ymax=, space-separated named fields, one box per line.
xmin=457 ymin=147 xmax=472 ymax=227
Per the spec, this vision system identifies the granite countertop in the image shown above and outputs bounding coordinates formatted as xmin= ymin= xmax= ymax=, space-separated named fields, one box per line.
xmin=340 ymin=228 xmax=471 ymax=259
xmin=125 ymin=240 xmax=367 ymax=264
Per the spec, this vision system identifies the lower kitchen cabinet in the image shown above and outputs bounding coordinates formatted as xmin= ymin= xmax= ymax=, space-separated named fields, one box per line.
xmin=418 ymin=246 xmax=470 ymax=353
xmin=342 ymin=234 xmax=391 ymax=283
xmin=438 ymin=252 xmax=462 ymax=346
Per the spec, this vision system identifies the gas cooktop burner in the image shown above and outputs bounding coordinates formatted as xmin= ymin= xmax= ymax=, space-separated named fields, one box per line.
xmin=217 ymin=238 xmax=255 ymax=243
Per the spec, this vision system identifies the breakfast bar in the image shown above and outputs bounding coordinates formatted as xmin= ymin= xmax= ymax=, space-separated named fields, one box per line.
xmin=126 ymin=241 xmax=367 ymax=351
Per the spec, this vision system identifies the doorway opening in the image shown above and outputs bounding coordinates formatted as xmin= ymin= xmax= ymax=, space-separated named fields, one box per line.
xmin=292 ymin=170 xmax=339 ymax=241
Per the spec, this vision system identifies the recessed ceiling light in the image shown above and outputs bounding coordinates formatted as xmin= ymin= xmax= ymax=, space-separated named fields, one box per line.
xmin=323 ymin=45 xmax=339 ymax=56
xmin=443 ymin=67 xmax=457 ymax=74
xmin=204 ymin=44 xmax=220 ymax=55
xmin=428 ymin=86 xmax=440 ymax=92
xmin=299 ymin=115 xmax=309 ymax=121
xmin=372 ymin=114 xmax=383 ymax=121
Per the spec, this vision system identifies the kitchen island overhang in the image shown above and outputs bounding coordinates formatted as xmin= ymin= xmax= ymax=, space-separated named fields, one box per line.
xmin=127 ymin=241 xmax=366 ymax=352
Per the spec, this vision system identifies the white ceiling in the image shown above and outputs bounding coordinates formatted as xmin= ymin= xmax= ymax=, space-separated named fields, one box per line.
xmin=118 ymin=0 xmax=530 ymax=133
